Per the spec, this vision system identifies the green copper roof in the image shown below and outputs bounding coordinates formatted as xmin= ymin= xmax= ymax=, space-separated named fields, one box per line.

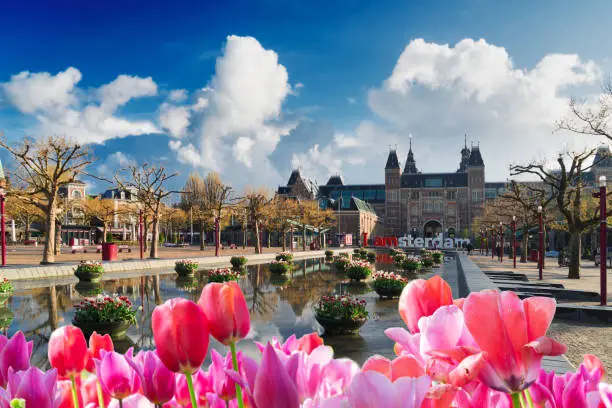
xmin=352 ymin=197 xmax=377 ymax=215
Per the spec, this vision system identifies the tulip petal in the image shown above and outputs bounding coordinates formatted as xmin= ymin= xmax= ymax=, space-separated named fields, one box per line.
xmin=253 ymin=343 xmax=299 ymax=408
xmin=523 ymin=296 xmax=557 ymax=340
xmin=391 ymin=355 xmax=425 ymax=380
xmin=362 ymin=356 xmax=391 ymax=379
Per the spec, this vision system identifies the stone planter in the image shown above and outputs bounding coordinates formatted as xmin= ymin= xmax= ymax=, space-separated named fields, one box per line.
xmin=175 ymin=264 xmax=197 ymax=277
xmin=269 ymin=274 xmax=290 ymax=286
xmin=422 ymin=258 xmax=434 ymax=268
xmin=373 ymin=286 xmax=404 ymax=299
xmin=315 ymin=314 xmax=367 ymax=335
xmin=74 ymin=269 xmax=104 ymax=283
xmin=73 ymin=319 xmax=132 ymax=339
xmin=269 ymin=262 xmax=291 ymax=274
xmin=75 ymin=282 xmax=104 ymax=297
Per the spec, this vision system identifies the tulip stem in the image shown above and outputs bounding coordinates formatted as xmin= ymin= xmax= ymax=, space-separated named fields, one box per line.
xmin=97 ymin=381 xmax=106 ymax=408
xmin=118 ymin=400 xmax=123 ymax=408
xmin=186 ymin=372 xmax=199 ymax=408
xmin=511 ymin=393 xmax=521 ymax=408
xmin=70 ymin=375 xmax=80 ymax=408
xmin=230 ymin=341 xmax=245 ymax=408
xmin=523 ymin=389 xmax=535 ymax=408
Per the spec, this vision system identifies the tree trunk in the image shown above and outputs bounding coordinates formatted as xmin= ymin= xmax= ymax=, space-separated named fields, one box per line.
xmin=55 ymin=220 xmax=61 ymax=256
xmin=25 ymin=217 xmax=31 ymax=241
xmin=150 ymin=217 xmax=160 ymax=259
xmin=42 ymin=206 xmax=56 ymax=264
xmin=567 ymin=230 xmax=581 ymax=279
xmin=521 ymin=233 xmax=528 ymax=263
xmin=242 ymin=227 xmax=246 ymax=249
xmin=282 ymin=230 xmax=286 ymax=251
xmin=199 ymin=224 xmax=205 ymax=250
xmin=144 ymin=221 xmax=149 ymax=252
xmin=254 ymin=221 xmax=261 ymax=254
xmin=302 ymin=227 xmax=306 ymax=251
xmin=103 ymin=223 xmax=108 ymax=243
xmin=267 ymin=230 xmax=271 ymax=248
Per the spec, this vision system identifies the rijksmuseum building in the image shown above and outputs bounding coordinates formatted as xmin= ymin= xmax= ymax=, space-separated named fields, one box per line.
xmin=278 ymin=138 xmax=508 ymax=243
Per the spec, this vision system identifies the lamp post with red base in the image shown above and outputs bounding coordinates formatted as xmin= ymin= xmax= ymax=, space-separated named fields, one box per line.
xmin=139 ymin=209 xmax=144 ymax=260
xmin=490 ymin=228 xmax=495 ymax=260
xmin=538 ymin=205 xmax=543 ymax=280
xmin=0 ymin=188 xmax=5 ymax=267
xmin=593 ymin=175 xmax=608 ymax=306
xmin=512 ymin=215 xmax=517 ymax=269
xmin=499 ymin=221 xmax=504 ymax=263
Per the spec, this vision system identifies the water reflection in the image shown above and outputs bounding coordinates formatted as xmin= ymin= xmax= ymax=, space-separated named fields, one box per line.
xmin=4 ymin=256 xmax=453 ymax=368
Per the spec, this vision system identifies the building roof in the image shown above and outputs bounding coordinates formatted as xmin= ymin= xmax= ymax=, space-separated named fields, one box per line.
xmin=351 ymin=197 xmax=377 ymax=215
xmin=287 ymin=169 xmax=302 ymax=186
xmin=326 ymin=175 xmax=344 ymax=186
xmin=468 ymin=146 xmax=484 ymax=166
xmin=401 ymin=172 xmax=468 ymax=188
xmin=385 ymin=150 xmax=400 ymax=170
xmin=593 ymin=145 xmax=612 ymax=168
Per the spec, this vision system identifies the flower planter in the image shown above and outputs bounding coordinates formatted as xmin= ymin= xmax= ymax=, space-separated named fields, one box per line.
xmin=75 ymin=269 xmax=104 ymax=283
xmin=345 ymin=260 xmax=372 ymax=281
xmin=315 ymin=314 xmax=367 ymax=334
xmin=269 ymin=262 xmax=291 ymax=274
xmin=73 ymin=319 xmax=132 ymax=339
xmin=269 ymin=274 xmax=290 ymax=286
xmin=175 ymin=276 xmax=198 ymax=291
xmin=373 ymin=286 xmax=404 ymax=299
xmin=276 ymin=252 xmax=293 ymax=262
xmin=422 ymin=258 xmax=434 ymax=268
xmin=175 ymin=261 xmax=198 ymax=277
xmin=230 ymin=257 xmax=248 ymax=268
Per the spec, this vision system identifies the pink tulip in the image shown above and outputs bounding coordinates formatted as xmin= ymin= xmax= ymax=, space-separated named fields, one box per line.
xmin=86 ymin=332 xmax=114 ymax=373
xmin=317 ymin=358 xmax=360 ymax=400
xmin=286 ymin=345 xmax=334 ymax=402
xmin=95 ymin=349 xmax=141 ymax=400
xmin=209 ymin=349 xmax=239 ymax=400
xmin=56 ymin=380 xmax=84 ymax=408
xmin=7 ymin=366 xmax=57 ymax=408
xmin=346 ymin=371 xmax=430 ymax=408
xmin=108 ymin=394 xmax=154 ymax=408
xmin=398 ymin=276 xmax=453 ymax=334
xmin=152 ymin=298 xmax=209 ymax=373
xmin=48 ymin=326 xmax=89 ymax=379
xmin=295 ymin=333 xmax=325 ymax=354
xmin=362 ymin=355 xmax=425 ymax=381
xmin=174 ymin=370 xmax=210 ymax=408
xmin=597 ymin=382 xmax=612 ymax=408
xmin=463 ymin=290 xmax=567 ymax=393
xmin=0 ymin=332 xmax=33 ymax=387
xmin=0 ymin=387 xmax=9 ymax=408
xmin=198 ymin=282 xmax=250 ymax=345
xmin=128 ymin=350 xmax=176 ymax=405
xmin=253 ymin=343 xmax=299 ymax=408
xmin=82 ymin=375 xmax=111 ymax=408
xmin=417 ymin=305 xmax=476 ymax=354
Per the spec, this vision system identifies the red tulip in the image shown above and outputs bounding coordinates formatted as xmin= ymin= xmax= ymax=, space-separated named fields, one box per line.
xmin=198 ymin=282 xmax=250 ymax=345
xmin=85 ymin=332 xmax=114 ymax=373
xmin=463 ymin=290 xmax=567 ymax=393
xmin=152 ymin=298 xmax=209 ymax=373
xmin=398 ymin=276 xmax=453 ymax=333
xmin=48 ymin=326 xmax=88 ymax=379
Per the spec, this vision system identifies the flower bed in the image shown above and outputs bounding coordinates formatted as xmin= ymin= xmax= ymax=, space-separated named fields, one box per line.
xmin=430 ymin=249 xmax=443 ymax=264
xmin=366 ymin=251 xmax=376 ymax=262
xmin=332 ymin=256 xmax=350 ymax=271
xmin=315 ymin=294 xmax=368 ymax=334
xmin=393 ymin=253 xmax=406 ymax=265
xmin=73 ymin=295 xmax=137 ymax=338
xmin=275 ymin=251 xmax=293 ymax=262
xmin=337 ymin=252 xmax=350 ymax=259
xmin=401 ymin=255 xmax=422 ymax=271
xmin=345 ymin=260 xmax=373 ymax=281
xmin=324 ymin=249 xmax=334 ymax=258
xmin=421 ymin=256 xmax=435 ymax=268
xmin=175 ymin=259 xmax=198 ymax=276
xmin=207 ymin=268 xmax=241 ymax=283
xmin=74 ymin=261 xmax=104 ymax=282
xmin=371 ymin=271 xmax=408 ymax=298
xmin=230 ymin=256 xmax=248 ymax=268
xmin=269 ymin=260 xmax=292 ymax=274
xmin=0 ymin=277 xmax=13 ymax=303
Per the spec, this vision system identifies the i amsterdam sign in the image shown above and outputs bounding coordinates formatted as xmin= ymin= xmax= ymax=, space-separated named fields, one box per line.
xmin=373 ymin=233 xmax=470 ymax=249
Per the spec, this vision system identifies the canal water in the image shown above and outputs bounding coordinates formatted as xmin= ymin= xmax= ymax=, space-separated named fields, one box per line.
xmin=1 ymin=254 xmax=446 ymax=369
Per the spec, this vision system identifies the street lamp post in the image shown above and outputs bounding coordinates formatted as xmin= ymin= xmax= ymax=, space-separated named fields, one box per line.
xmin=538 ymin=205 xmax=543 ymax=280
xmin=484 ymin=229 xmax=488 ymax=256
xmin=491 ymin=228 xmax=495 ymax=260
xmin=479 ymin=229 xmax=483 ymax=254
xmin=139 ymin=209 xmax=144 ymax=260
xmin=0 ymin=188 xmax=5 ymax=267
xmin=499 ymin=222 xmax=504 ymax=263
xmin=512 ymin=215 xmax=517 ymax=269
xmin=597 ymin=176 xmax=608 ymax=306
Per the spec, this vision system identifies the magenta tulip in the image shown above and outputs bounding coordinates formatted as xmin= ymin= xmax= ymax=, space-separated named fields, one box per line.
xmin=48 ymin=326 xmax=88 ymax=379
xmin=95 ymin=349 xmax=141 ymax=400
xmin=253 ymin=343 xmax=299 ymax=408
xmin=0 ymin=332 xmax=33 ymax=388
xmin=198 ymin=282 xmax=250 ymax=345
xmin=152 ymin=298 xmax=209 ymax=374
xmin=128 ymin=350 xmax=175 ymax=405
xmin=7 ymin=367 xmax=57 ymax=408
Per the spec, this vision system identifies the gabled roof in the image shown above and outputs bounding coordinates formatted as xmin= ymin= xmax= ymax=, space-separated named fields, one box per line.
xmin=352 ymin=197 xmax=377 ymax=215
xmin=287 ymin=170 xmax=302 ymax=186
xmin=326 ymin=175 xmax=344 ymax=186
xmin=468 ymin=146 xmax=484 ymax=166
xmin=385 ymin=150 xmax=400 ymax=170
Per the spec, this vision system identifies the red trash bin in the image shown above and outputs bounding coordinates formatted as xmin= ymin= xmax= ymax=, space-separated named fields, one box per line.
xmin=102 ymin=243 xmax=118 ymax=261
xmin=529 ymin=249 xmax=539 ymax=262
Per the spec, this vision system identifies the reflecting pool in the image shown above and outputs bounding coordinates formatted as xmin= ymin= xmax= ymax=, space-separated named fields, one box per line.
xmin=1 ymin=254 xmax=448 ymax=369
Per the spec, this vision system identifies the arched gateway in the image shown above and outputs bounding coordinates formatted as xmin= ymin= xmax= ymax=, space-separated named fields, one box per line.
xmin=423 ymin=220 xmax=442 ymax=238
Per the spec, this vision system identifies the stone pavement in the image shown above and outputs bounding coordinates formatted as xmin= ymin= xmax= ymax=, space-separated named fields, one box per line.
xmin=471 ymin=254 xmax=612 ymax=305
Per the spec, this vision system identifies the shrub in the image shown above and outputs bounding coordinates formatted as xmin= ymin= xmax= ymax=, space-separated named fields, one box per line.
xmin=0 ymin=277 xmax=13 ymax=293
xmin=269 ymin=260 xmax=292 ymax=274
xmin=325 ymin=249 xmax=334 ymax=257
xmin=75 ymin=261 xmax=104 ymax=275
xmin=430 ymin=250 xmax=443 ymax=262
xmin=74 ymin=295 xmax=137 ymax=324
xmin=346 ymin=260 xmax=373 ymax=281
xmin=393 ymin=253 xmax=406 ymax=265
xmin=275 ymin=252 xmax=293 ymax=262
xmin=175 ymin=260 xmax=198 ymax=275
xmin=338 ymin=252 xmax=350 ymax=259
xmin=402 ymin=255 xmax=422 ymax=271
xmin=207 ymin=268 xmax=242 ymax=283
xmin=422 ymin=256 xmax=434 ymax=268
xmin=230 ymin=256 xmax=248 ymax=268
xmin=333 ymin=256 xmax=351 ymax=271
xmin=315 ymin=294 xmax=368 ymax=320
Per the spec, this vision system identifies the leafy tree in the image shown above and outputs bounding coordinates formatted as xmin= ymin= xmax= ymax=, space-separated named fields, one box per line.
xmin=5 ymin=195 xmax=44 ymax=241
xmin=0 ymin=135 xmax=91 ymax=263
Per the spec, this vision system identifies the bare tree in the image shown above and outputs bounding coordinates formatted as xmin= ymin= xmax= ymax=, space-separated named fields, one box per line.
xmin=268 ymin=196 xmax=299 ymax=251
xmin=115 ymin=164 xmax=178 ymax=259
xmin=243 ymin=188 xmax=272 ymax=254
xmin=510 ymin=149 xmax=611 ymax=278
xmin=0 ymin=136 xmax=91 ymax=263
xmin=557 ymin=79 xmax=612 ymax=141
xmin=6 ymin=194 xmax=44 ymax=241
xmin=179 ymin=173 xmax=215 ymax=250
xmin=201 ymin=172 xmax=234 ymax=256
xmin=83 ymin=197 xmax=129 ymax=243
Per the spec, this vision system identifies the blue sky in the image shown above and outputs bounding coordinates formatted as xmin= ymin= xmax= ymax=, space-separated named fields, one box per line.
xmin=1 ymin=0 xmax=611 ymax=195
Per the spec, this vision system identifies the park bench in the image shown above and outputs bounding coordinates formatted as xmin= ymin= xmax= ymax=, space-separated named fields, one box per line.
xmin=118 ymin=245 xmax=132 ymax=253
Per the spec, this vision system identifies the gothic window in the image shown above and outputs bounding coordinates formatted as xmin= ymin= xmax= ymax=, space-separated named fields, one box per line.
xmin=72 ymin=190 xmax=82 ymax=200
